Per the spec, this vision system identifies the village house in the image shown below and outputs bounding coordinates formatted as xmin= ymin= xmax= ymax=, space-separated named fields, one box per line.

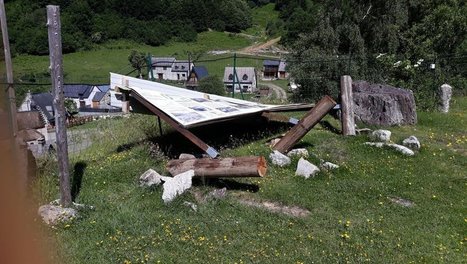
xmin=63 ymin=84 xmax=100 ymax=108
xmin=185 ymin=66 xmax=209 ymax=90
xmin=149 ymin=57 xmax=194 ymax=81
xmin=223 ymin=67 xmax=257 ymax=93
xmin=262 ymin=59 xmax=288 ymax=80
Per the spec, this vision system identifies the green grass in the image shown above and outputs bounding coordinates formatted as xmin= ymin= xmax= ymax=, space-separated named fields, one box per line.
xmin=34 ymin=97 xmax=467 ymax=263
xmin=243 ymin=3 xmax=279 ymax=38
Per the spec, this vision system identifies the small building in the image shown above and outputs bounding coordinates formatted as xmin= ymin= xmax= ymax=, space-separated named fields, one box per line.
xmin=278 ymin=60 xmax=288 ymax=79
xmin=263 ymin=60 xmax=280 ymax=79
xmin=63 ymin=84 xmax=100 ymax=108
xmin=223 ymin=67 xmax=257 ymax=93
xmin=149 ymin=57 xmax=194 ymax=81
xmin=186 ymin=66 xmax=209 ymax=90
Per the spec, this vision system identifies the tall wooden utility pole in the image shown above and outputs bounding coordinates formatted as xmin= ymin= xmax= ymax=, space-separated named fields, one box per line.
xmin=0 ymin=0 xmax=17 ymax=135
xmin=47 ymin=5 xmax=71 ymax=207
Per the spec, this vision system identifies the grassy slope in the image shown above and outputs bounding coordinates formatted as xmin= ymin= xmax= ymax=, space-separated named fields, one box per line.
xmin=35 ymin=97 xmax=466 ymax=263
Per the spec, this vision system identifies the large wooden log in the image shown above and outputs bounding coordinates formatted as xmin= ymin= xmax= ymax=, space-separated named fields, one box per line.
xmin=167 ymin=156 xmax=267 ymax=178
xmin=273 ymin=95 xmax=336 ymax=153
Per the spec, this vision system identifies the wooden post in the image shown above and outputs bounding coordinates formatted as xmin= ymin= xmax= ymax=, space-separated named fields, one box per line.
xmin=167 ymin=156 xmax=267 ymax=178
xmin=47 ymin=5 xmax=71 ymax=207
xmin=273 ymin=95 xmax=336 ymax=153
xmin=340 ymin=75 xmax=355 ymax=136
xmin=0 ymin=0 xmax=17 ymax=135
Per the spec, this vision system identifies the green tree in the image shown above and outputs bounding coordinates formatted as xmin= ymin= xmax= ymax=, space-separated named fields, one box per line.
xmin=198 ymin=75 xmax=225 ymax=96
xmin=128 ymin=50 xmax=147 ymax=78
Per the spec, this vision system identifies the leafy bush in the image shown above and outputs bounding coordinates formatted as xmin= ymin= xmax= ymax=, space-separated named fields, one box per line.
xmin=198 ymin=75 xmax=225 ymax=96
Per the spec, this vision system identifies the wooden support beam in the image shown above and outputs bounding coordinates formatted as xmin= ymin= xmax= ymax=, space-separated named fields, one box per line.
xmin=262 ymin=112 xmax=299 ymax=125
xmin=167 ymin=156 xmax=267 ymax=178
xmin=47 ymin=5 xmax=71 ymax=207
xmin=273 ymin=95 xmax=336 ymax=153
xmin=340 ymin=75 xmax=356 ymax=136
xmin=130 ymin=90 xmax=219 ymax=158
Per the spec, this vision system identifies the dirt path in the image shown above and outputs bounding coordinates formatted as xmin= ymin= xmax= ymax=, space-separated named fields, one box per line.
xmin=259 ymin=82 xmax=287 ymax=102
xmin=239 ymin=37 xmax=282 ymax=54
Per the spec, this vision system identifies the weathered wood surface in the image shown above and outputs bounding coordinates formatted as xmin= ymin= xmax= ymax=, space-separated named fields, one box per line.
xmin=273 ymin=95 xmax=336 ymax=153
xmin=340 ymin=75 xmax=356 ymax=136
xmin=47 ymin=5 xmax=71 ymax=207
xmin=167 ymin=156 xmax=267 ymax=178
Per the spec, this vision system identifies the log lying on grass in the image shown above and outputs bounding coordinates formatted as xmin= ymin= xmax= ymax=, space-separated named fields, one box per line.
xmin=167 ymin=156 xmax=267 ymax=178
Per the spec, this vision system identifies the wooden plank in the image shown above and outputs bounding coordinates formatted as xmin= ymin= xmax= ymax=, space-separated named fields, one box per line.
xmin=47 ymin=5 xmax=71 ymax=207
xmin=340 ymin=75 xmax=356 ymax=136
xmin=167 ymin=156 xmax=267 ymax=178
xmin=273 ymin=95 xmax=336 ymax=153
xmin=131 ymin=90 xmax=219 ymax=158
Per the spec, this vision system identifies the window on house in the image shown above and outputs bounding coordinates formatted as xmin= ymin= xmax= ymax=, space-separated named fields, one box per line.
xmin=242 ymin=74 xmax=248 ymax=80
xmin=182 ymin=74 xmax=185 ymax=77
xmin=163 ymin=66 xmax=167 ymax=70
xmin=175 ymin=66 xmax=179 ymax=69
xmin=228 ymin=74 xmax=233 ymax=80
xmin=181 ymin=66 xmax=185 ymax=69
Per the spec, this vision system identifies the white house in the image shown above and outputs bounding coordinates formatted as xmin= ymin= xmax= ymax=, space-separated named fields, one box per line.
xmin=223 ymin=67 xmax=257 ymax=93
xmin=149 ymin=57 xmax=194 ymax=81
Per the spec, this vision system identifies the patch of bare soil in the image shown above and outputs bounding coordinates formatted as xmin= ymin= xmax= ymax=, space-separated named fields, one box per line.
xmin=237 ymin=198 xmax=310 ymax=218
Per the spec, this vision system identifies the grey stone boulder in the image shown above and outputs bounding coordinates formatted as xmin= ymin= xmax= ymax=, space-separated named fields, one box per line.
xmin=162 ymin=170 xmax=195 ymax=203
xmin=287 ymin=148 xmax=309 ymax=158
xmin=269 ymin=150 xmax=291 ymax=167
xmin=353 ymin=81 xmax=417 ymax=125
xmin=370 ymin=130 xmax=392 ymax=142
xmin=402 ymin=136 xmax=421 ymax=150
xmin=295 ymin=158 xmax=320 ymax=179
xmin=139 ymin=169 xmax=170 ymax=187
xmin=38 ymin=204 xmax=78 ymax=226
xmin=438 ymin=84 xmax=452 ymax=113
xmin=179 ymin=153 xmax=196 ymax=159
xmin=387 ymin=144 xmax=415 ymax=156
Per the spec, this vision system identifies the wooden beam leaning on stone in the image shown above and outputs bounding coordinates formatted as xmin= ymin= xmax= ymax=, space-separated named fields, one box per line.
xmin=273 ymin=95 xmax=337 ymax=154
xmin=167 ymin=156 xmax=267 ymax=178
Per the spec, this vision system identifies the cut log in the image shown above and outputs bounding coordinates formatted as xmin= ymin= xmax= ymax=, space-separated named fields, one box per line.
xmin=340 ymin=75 xmax=355 ymax=136
xmin=273 ymin=95 xmax=336 ymax=153
xmin=167 ymin=156 xmax=267 ymax=178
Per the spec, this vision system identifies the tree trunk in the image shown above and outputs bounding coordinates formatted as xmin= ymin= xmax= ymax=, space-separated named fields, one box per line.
xmin=167 ymin=156 xmax=267 ymax=178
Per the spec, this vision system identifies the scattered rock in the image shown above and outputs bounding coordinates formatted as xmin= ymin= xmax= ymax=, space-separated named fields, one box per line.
xmin=353 ymin=80 xmax=417 ymax=125
xmin=179 ymin=153 xmax=196 ymax=159
xmin=268 ymin=138 xmax=281 ymax=148
xmin=238 ymin=198 xmax=310 ymax=218
xmin=388 ymin=197 xmax=414 ymax=207
xmin=295 ymin=158 xmax=320 ymax=179
xmin=50 ymin=199 xmax=95 ymax=210
xmin=321 ymin=161 xmax=339 ymax=170
xmin=387 ymin=144 xmax=415 ymax=156
xmin=162 ymin=170 xmax=195 ymax=203
xmin=139 ymin=169 xmax=169 ymax=187
xmin=287 ymin=148 xmax=309 ymax=158
xmin=402 ymin=136 xmax=421 ymax=150
xmin=438 ymin=84 xmax=452 ymax=113
xmin=370 ymin=130 xmax=392 ymax=142
xmin=364 ymin=142 xmax=385 ymax=148
xmin=269 ymin=150 xmax=291 ymax=167
xmin=207 ymin=187 xmax=227 ymax=200
xmin=183 ymin=201 xmax=198 ymax=211
xmin=38 ymin=204 xmax=78 ymax=226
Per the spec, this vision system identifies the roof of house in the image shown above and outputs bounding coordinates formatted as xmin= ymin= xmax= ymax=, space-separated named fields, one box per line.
xmin=92 ymin=92 xmax=107 ymax=102
xmin=263 ymin=60 xmax=280 ymax=66
xmin=172 ymin=61 xmax=191 ymax=72
xmin=63 ymin=84 xmax=93 ymax=99
xmin=151 ymin=57 xmax=176 ymax=67
xmin=223 ymin=67 xmax=256 ymax=83
xmin=17 ymin=111 xmax=44 ymax=130
xmin=192 ymin=66 xmax=209 ymax=79
xmin=279 ymin=60 xmax=287 ymax=71
xmin=96 ymin=85 xmax=110 ymax=93
xmin=31 ymin=92 xmax=54 ymax=123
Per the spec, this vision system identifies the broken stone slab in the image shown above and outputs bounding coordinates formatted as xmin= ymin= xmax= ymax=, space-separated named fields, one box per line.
xmin=364 ymin=142 xmax=415 ymax=156
xmin=139 ymin=168 xmax=170 ymax=187
xmin=269 ymin=150 xmax=291 ymax=167
xmin=387 ymin=144 xmax=415 ymax=156
xmin=438 ymin=84 xmax=452 ymax=113
xmin=402 ymin=136 xmax=421 ymax=151
xmin=287 ymin=148 xmax=309 ymax=158
xmin=162 ymin=170 xmax=195 ymax=203
xmin=38 ymin=204 xmax=78 ymax=226
xmin=179 ymin=153 xmax=196 ymax=159
xmin=352 ymin=80 xmax=417 ymax=125
xmin=295 ymin=157 xmax=320 ymax=179
xmin=321 ymin=161 xmax=339 ymax=170
xmin=370 ymin=129 xmax=392 ymax=142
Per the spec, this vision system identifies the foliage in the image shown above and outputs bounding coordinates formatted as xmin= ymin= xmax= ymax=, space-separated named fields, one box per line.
xmin=128 ymin=50 xmax=147 ymax=78
xmin=64 ymin=99 xmax=78 ymax=115
xmin=198 ymin=75 xmax=226 ymax=96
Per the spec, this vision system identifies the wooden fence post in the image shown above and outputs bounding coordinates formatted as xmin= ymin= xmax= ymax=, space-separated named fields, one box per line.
xmin=47 ymin=5 xmax=71 ymax=207
xmin=340 ymin=75 xmax=355 ymax=136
